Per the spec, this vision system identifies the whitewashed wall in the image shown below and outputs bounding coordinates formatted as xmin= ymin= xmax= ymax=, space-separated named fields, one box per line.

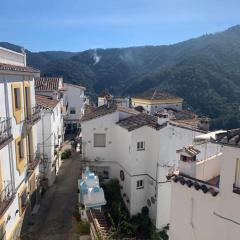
xmin=169 ymin=144 xmax=240 ymax=240
xmin=65 ymin=84 xmax=85 ymax=121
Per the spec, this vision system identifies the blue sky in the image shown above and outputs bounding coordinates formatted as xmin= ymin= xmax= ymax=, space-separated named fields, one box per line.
xmin=0 ymin=0 xmax=239 ymax=52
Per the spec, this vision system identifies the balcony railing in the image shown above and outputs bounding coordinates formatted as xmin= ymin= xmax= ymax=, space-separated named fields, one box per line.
xmin=0 ymin=181 xmax=14 ymax=218
xmin=0 ymin=117 xmax=12 ymax=149
xmin=25 ymin=106 xmax=41 ymax=125
xmin=233 ymin=184 xmax=240 ymax=194
xmin=28 ymin=152 xmax=41 ymax=171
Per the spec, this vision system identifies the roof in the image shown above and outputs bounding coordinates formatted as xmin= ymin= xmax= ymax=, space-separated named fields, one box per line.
xmin=84 ymin=104 xmax=96 ymax=115
xmin=81 ymin=102 xmax=138 ymax=122
xmin=117 ymin=113 xmax=166 ymax=131
xmin=194 ymin=130 xmax=227 ymax=142
xmin=133 ymin=89 xmax=183 ymax=101
xmin=0 ymin=63 xmax=39 ymax=73
xmin=156 ymin=108 xmax=208 ymax=133
xmin=98 ymin=89 xmax=112 ymax=98
xmin=64 ymin=83 xmax=86 ymax=90
xmin=176 ymin=145 xmax=200 ymax=157
xmin=134 ymin=105 xmax=145 ymax=113
xmin=35 ymin=77 xmax=62 ymax=91
xmin=213 ymin=129 xmax=240 ymax=147
xmin=36 ymin=94 xmax=60 ymax=109
xmin=172 ymin=174 xmax=219 ymax=197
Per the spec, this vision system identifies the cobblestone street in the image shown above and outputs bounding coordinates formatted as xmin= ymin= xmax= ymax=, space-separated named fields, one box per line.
xmin=21 ymin=146 xmax=82 ymax=240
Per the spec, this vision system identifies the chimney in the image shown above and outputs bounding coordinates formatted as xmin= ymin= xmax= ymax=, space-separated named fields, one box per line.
xmin=52 ymin=91 xmax=58 ymax=100
xmin=157 ymin=112 xmax=169 ymax=125
xmin=176 ymin=146 xmax=200 ymax=178
xmin=198 ymin=117 xmax=210 ymax=131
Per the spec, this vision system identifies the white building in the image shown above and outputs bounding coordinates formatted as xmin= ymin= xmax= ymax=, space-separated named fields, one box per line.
xmin=132 ymin=89 xmax=183 ymax=115
xmin=0 ymin=47 xmax=41 ymax=239
xmin=36 ymin=94 xmax=64 ymax=187
xmin=169 ymin=129 xmax=240 ymax=240
xmin=98 ymin=90 xmax=130 ymax=108
xmin=63 ymin=83 xmax=86 ymax=134
xmin=81 ymin=101 xmax=207 ymax=230
xmin=35 ymin=77 xmax=87 ymax=135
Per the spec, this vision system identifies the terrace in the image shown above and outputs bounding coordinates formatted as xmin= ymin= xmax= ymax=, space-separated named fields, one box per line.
xmin=0 ymin=117 xmax=12 ymax=150
xmin=27 ymin=152 xmax=41 ymax=171
xmin=0 ymin=181 xmax=14 ymax=218
xmin=25 ymin=105 xmax=41 ymax=125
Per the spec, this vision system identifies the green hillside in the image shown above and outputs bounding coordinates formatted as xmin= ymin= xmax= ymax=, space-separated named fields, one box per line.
xmin=1 ymin=25 xmax=240 ymax=129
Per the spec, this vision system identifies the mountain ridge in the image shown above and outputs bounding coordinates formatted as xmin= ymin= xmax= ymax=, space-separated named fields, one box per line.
xmin=1 ymin=25 xmax=240 ymax=129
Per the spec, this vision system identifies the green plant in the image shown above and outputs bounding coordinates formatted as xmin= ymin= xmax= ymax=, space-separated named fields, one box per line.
xmin=77 ymin=220 xmax=90 ymax=235
xmin=61 ymin=149 xmax=72 ymax=159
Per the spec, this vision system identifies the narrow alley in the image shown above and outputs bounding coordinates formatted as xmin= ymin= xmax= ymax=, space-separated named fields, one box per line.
xmin=21 ymin=147 xmax=82 ymax=240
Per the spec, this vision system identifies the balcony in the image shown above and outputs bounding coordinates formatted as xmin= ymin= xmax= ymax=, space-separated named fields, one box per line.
xmin=233 ymin=184 xmax=240 ymax=194
xmin=0 ymin=181 xmax=14 ymax=218
xmin=25 ymin=105 xmax=41 ymax=126
xmin=28 ymin=152 xmax=41 ymax=171
xmin=0 ymin=117 xmax=13 ymax=150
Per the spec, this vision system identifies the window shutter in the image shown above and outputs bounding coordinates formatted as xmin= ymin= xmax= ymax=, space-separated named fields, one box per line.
xmin=94 ymin=134 xmax=106 ymax=147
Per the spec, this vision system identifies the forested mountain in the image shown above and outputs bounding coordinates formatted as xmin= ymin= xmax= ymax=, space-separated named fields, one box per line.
xmin=1 ymin=25 xmax=240 ymax=129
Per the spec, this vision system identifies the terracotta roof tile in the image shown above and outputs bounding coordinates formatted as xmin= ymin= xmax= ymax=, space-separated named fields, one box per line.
xmin=36 ymin=94 xmax=60 ymax=109
xmin=133 ymin=88 xmax=183 ymax=101
xmin=35 ymin=77 xmax=62 ymax=91
xmin=214 ymin=128 xmax=240 ymax=147
xmin=117 ymin=113 xmax=166 ymax=131
xmin=81 ymin=102 xmax=138 ymax=122
xmin=0 ymin=63 xmax=39 ymax=73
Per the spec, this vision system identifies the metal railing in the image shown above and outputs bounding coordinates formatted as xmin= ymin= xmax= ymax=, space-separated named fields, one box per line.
xmin=25 ymin=105 xmax=41 ymax=124
xmin=0 ymin=118 xmax=12 ymax=147
xmin=28 ymin=152 xmax=41 ymax=171
xmin=0 ymin=181 xmax=14 ymax=218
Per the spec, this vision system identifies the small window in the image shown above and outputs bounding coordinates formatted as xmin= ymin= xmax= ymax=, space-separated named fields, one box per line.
xmin=14 ymin=88 xmax=21 ymax=109
xmin=137 ymin=180 xmax=144 ymax=189
xmin=234 ymin=158 xmax=240 ymax=190
xmin=137 ymin=141 xmax=145 ymax=151
xmin=17 ymin=140 xmax=24 ymax=159
xmin=70 ymin=107 xmax=76 ymax=114
xmin=94 ymin=133 xmax=106 ymax=147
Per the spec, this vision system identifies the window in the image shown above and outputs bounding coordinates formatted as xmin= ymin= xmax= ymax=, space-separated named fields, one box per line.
xmin=137 ymin=180 xmax=144 ymax=189
xmin=181 ymin=155 xmax=196 ymax=162
xmin=234 ymin=158 xmax=240 ymax=193
xmin=137 ymin=141 xmax=145 ymax=151
xmin=94 ymin=133 xmax=106 ymax=147
xmin=70 ymin=107 xmax=76 ymax=114
xmin=17 ymin=140 xmax=24 ymax=159
xmin=14 ymin=88 xmax=21 ymax=109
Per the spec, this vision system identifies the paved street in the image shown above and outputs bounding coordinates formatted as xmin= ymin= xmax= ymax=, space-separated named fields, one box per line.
xmin=21 ymin=148 xmax=82 ymax=240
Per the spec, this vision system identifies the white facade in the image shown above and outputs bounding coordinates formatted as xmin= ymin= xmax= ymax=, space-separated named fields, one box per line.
xmin=0 ymin=48 xmax=41 ymax=240
xmin=169 ymin=133 xmax=240 ymax=240
xmin=98 ymin=96 xmax=130 ymax=108
xmin=81 ymin=108 xmax=205 ymax=230
xmin=63 ymin=83 xmax=86 ymax=134
xmin=36 ymin=98 xmax=63 ymax=187
xmin=131 ymin=98 xmax=183 ymax=115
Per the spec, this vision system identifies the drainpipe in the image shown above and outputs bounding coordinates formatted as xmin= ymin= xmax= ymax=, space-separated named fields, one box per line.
xmin=4 ymin=76 xmax=16 ymax=193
